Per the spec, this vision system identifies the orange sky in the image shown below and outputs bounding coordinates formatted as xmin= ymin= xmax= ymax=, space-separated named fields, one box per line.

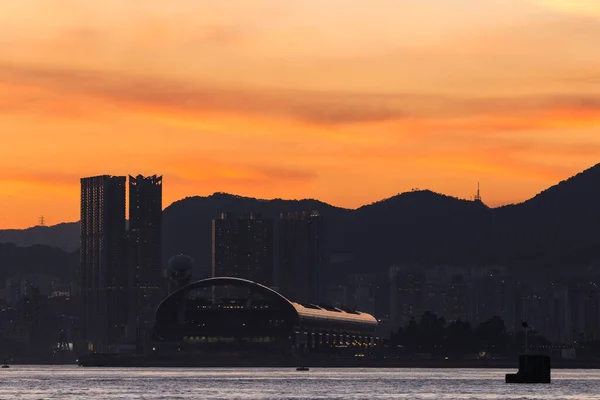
xmin=1 ymin=0 xmax=600 ymax=228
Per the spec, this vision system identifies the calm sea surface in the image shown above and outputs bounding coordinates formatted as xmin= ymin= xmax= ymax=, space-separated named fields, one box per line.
xmin=1 ymin=366 xmax=599 ymax=399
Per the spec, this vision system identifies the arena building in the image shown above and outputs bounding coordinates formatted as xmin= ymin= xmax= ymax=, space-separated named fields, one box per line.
xmin=153 ymin=277 xmax=378 ymax=355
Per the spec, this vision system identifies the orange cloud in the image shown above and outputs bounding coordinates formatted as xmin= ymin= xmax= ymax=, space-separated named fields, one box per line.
xmin=3 ymin=62 xmax=600 ymax=130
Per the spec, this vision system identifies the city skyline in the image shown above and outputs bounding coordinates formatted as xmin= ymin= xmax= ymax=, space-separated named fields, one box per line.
xmin=2 ymin=0 xmax=600 ymax=228
xmin=1 ymin=166 xmax=600 ymax=363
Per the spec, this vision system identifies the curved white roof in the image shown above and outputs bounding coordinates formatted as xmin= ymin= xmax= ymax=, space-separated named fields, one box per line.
xmin=292 ymin=302 xmax=378 ymax=328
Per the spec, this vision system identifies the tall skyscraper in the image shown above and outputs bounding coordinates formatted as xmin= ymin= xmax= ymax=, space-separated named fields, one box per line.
xmin=79 ymin=175 xmax=127 ymax=349
xmin=212 ymin=212 xmax=274 ymax=287
xmin=128 ymin=175 xmax=163 ymax=331
xmin=277 ymin=211 xmax=322 ymax=303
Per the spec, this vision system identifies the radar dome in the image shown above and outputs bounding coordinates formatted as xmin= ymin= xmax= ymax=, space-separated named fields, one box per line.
xmin=168 ymin=254 xmax=194 ymax=272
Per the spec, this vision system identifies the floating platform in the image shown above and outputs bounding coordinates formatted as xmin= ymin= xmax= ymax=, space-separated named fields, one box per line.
xmin=506 ymin=355 xmax=551 ymax=384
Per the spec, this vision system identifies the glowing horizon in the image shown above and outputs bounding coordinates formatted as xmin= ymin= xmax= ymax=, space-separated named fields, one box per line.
xmin=1 ymin=0 xmax=600 ymax=228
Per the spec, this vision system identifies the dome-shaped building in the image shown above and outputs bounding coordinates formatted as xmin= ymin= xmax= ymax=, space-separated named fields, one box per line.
xmin=167 ymin=254 xmax=194 ymax=292
xmin=169 ymin=254 xmax=194 ymax=272
xmin=153 ymin=277 xmax=378 ymax=357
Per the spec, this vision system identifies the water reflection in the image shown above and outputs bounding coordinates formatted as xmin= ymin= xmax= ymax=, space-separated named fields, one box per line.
xmin=1 ymin=367 xmax=600 ymax=400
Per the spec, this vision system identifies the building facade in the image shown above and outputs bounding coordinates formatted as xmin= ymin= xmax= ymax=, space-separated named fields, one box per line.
xmin=277 ymin=211 xmax=322 ymax=303
xmin=5 ymin=273 xmax=58 ymax=305
xmin=423 ymin=266 xmax=470 ymax=323
xmin=469 ymin=266 xmax=514 ymax=329
xmin=212 ymin=213 xmax=274 ymax=287
xmin=128 ymin=175 xmax=163 ymax=331
xmin=80 ymin=175 xmax=127 ymax=349
xmin=389 ymin=266 xmax=426 ymax=327
xmin=390 ymin=265 xmax=515 ymax=330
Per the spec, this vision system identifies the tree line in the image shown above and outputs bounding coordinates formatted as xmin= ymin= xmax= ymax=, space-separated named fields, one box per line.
xmin=388 ymin=311 xmax=551 ymax=356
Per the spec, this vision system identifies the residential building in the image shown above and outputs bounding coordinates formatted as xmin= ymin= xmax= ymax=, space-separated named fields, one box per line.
xmin=212 ymin=212 xmax=274 ymax=287
xmin=277 ymin=211 xmax=322 ymax=303
xmin=128 ymin=175 xmax=163 ymax=331
xmin=80 ymin=175 xmax=127 ymax=349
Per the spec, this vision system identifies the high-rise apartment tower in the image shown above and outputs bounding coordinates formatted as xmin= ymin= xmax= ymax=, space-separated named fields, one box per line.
xmin=277 ymin=211 xmax=322 ymax=303
xmin=79 ymin=175 xmax=127 ymax=349
xmin=128 ymin=175 xmax=163 ymax=330
xmin=212 ymin=212 xmax=274 ymax=287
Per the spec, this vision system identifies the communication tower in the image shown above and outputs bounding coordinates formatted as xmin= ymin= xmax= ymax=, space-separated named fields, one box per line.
xmin=474 ymin=183 xmax=482 ymax=202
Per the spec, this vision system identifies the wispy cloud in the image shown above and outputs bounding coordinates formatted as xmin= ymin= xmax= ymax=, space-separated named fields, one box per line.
xmin=2 ymin=62 xmax=600 ymax=129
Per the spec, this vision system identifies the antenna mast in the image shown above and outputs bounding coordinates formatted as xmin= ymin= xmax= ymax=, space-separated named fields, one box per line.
xmin=474 ymin=182 xmax=482 ymax=202
xmin=39 ymin=216 xmax=45 ymax=227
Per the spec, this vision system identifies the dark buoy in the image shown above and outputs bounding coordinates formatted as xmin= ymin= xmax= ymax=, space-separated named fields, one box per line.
xmin=296 ymin=367 xmax=309 ymax=371
xmin=505 ymin=354 xmax=551 ymax=384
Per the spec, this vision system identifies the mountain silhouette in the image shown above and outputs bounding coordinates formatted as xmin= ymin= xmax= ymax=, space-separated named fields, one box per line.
xmin=494 ymin=164 xmax=600 ymax=269
xmin=0 ymin=243 xmax=78 ymax=284
xmin=0 ymin=222 xmax=79 ymax=252
xmin=1 ymin=164 xmax=599 ymax=281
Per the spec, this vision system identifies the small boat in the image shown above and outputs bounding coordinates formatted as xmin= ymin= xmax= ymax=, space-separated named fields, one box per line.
xmin=2 ymin=365 xmax=9 ymax=369
xmin=296 ymin=367 xmax=309 ymax=371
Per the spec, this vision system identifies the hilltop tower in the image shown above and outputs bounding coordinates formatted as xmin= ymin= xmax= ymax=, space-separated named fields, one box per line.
xmin=474 ymin=182 xmax=482 ymax=203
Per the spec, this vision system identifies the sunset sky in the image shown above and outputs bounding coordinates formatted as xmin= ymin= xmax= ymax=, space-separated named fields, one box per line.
xmin=1 ymin=0 xmax=600 ymax=228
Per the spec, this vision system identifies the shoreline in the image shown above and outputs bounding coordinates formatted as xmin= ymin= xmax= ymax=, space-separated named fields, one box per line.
xmin=9 ymin=354 xmax=600 ymax=369
xmin=69 ymin=355 xmax=600 ymax=369
xmin=7 ymin=362 xmax=600 ymax=370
